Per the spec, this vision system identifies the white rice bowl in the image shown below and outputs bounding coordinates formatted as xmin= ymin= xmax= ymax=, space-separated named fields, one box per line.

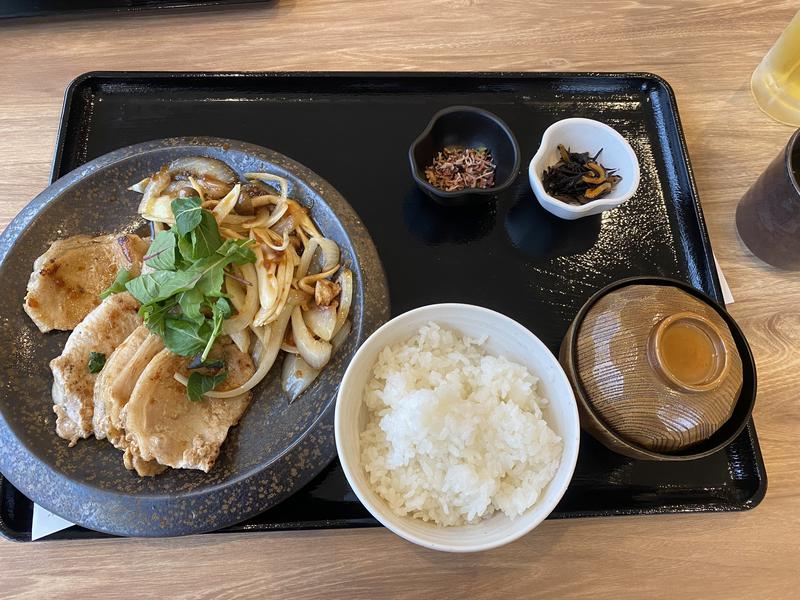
xmin=359 ymin=322 xmax=563 ymax=527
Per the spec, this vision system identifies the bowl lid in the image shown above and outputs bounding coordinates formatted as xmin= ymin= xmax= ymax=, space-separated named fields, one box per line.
xmin=574 ymin=283 xmax=743 ymax=453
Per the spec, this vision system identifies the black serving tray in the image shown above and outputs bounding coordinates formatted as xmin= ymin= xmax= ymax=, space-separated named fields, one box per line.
xmin=0 ymin=72 xmax=766 ymax=541
xmin=0 ymin=1 xmax=265 ymax=20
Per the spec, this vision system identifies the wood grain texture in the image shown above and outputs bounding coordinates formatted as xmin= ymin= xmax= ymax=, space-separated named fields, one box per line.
xmin=575 ymin=285 xmax=744 ymax=454
xmin=1 ymin=0 xmax=800 ymax=598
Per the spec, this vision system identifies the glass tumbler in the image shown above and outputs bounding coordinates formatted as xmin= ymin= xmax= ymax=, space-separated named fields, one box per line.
xmin=751 ymin=10 xmax=800 ymax=127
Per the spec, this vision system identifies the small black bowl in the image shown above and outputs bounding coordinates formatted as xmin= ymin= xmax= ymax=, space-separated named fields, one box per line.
xmin=409 ymin=106 xmax=521 ymax=206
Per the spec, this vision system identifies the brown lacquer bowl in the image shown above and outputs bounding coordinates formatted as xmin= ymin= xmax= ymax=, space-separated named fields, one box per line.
xmin=559 ymin=277 xmax=757 ymax=461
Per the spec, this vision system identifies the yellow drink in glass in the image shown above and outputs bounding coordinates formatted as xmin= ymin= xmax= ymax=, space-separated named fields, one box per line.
xmin=751 ymin=10 xmax=800 ymax=126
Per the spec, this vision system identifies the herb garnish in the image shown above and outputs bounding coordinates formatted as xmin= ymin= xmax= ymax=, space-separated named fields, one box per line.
xmin=187 ymin=371 xmax=228 ymax=402
xmin=88 ymin=351 xmax=106 ymax=373
xmin=100 ymin=268 xmax=131 ymax=299
xmin=103 ymin=196 xmax=256 ymax=400
xmin=188 ymin=356 xmax=225 ymax=370
xmin=172 ymin=196 xmax=204 ymax=235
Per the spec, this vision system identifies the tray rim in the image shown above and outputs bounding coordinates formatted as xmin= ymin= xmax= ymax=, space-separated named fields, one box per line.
xmin=55 ymin=70 xmax=723 ymax=294
xmin=1 ymin=0 xmax=267 ymax=20
xmin=0 ymin=70 xmax=766 ymax=542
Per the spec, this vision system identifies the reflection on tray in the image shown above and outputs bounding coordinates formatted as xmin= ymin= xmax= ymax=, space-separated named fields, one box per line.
xmin=505 ymin=191 xmax=601 ymax=258
xmin=403 ymin=188 xmax=496 ymax=245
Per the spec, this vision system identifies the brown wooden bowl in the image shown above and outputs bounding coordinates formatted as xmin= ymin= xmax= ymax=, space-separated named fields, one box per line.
xmin=559 ymin=277 xmax=757 ymax=461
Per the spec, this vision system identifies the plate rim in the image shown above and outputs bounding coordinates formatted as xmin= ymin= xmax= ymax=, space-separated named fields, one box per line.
xmin=0 ymin=136 xmax=389 ymax=536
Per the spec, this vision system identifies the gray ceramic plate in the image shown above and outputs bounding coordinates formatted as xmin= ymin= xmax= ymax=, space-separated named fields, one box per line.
xmin=0 ymin=137 xmax=389 ymax=537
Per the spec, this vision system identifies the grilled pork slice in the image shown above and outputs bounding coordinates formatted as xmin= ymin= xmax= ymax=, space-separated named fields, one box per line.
xmin=24 ymin=233 xmax=148 ymax=333
xmin=93 ymin=326 xmax=161 ymax=442
xmin=50 ymin=292 xmax=142 ymax=445
xmin=121 ymin=337 xmax=255 ymax=474
xmin=93 ymin=325 xmax=166 ymax=477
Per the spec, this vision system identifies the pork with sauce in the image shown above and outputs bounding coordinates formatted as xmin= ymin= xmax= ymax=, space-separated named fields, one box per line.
xmin=50 ymin=292 xmax=143 ymax=445
xmin=24 ymin=233 xmax=147 ymax=333
xmin=93 ymin=325 xmax=166 ymax=476
xmin=121 ymin=337 xmax=255 ymax=474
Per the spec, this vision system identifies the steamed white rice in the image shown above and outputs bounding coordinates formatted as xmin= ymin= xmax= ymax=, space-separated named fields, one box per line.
xmin=360 ymin=322 xmax=562 ymax=526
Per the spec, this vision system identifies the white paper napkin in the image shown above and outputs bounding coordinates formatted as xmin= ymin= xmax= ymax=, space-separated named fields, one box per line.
xmin=714 ymin=256 xmax=734 ymax=304
xmin=31 ymin=504 xmax=74 ymax=540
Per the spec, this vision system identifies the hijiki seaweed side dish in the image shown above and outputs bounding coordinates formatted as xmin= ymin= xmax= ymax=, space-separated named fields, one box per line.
xmin=425 ymin=147 xmax=497 ymax=192
xmin=542 ymin=144 xmax=621 ymax=204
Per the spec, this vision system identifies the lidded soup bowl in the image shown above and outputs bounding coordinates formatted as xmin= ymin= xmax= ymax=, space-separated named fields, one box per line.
xmin=559 ymin=277 xmax=757 ymax=461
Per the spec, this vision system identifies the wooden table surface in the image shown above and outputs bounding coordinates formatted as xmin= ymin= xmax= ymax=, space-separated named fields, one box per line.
xmin=1 ymin=1 xmax=799 ymax=598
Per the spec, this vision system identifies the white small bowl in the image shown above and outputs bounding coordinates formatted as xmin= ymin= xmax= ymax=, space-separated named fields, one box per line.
xmin=334 ymin=303 xmax=580 ymax=553
xmin=529 ymin=118 xmax=641 ymax=219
